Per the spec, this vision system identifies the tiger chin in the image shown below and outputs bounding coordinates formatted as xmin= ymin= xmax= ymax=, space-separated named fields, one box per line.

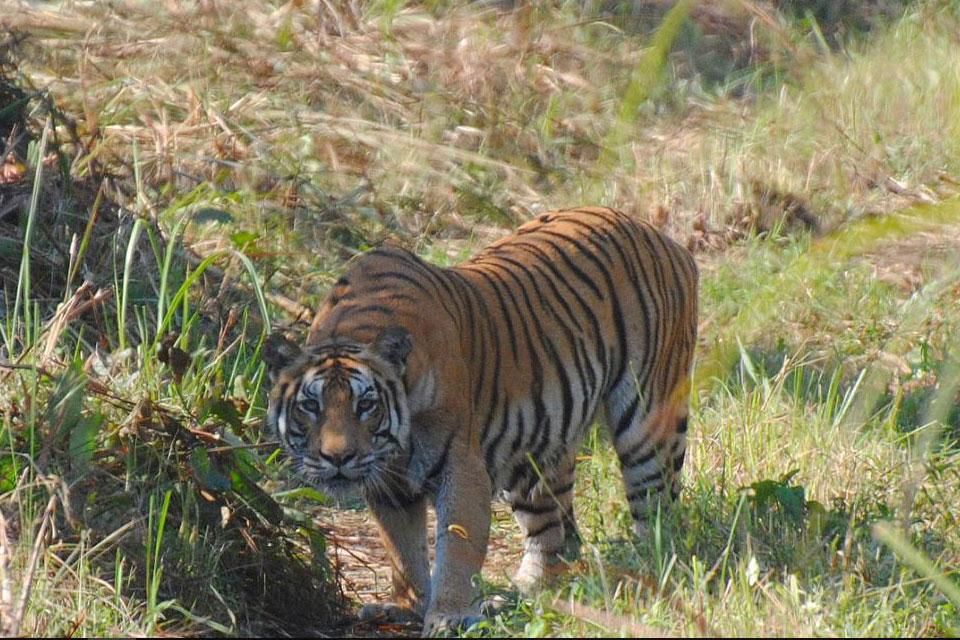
xmin=262 ymin=206 xmax=699 ymax=637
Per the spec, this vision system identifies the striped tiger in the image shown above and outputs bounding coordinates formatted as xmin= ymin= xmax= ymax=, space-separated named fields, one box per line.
xmin=262 ymin=206 xmax=698 ymax=635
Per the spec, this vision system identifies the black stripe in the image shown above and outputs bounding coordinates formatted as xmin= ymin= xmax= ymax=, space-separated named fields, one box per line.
xmin=504 ymin=455 xmax=530 ymax=494
xmin=551 ymin=480 xmax=574 ymax=496
xmin=470 ymin=265 xmax=548 ymax=457
xmin=526 ymin=235 xmax=603 ymax=298
xmin=525 ymin=519 xmax=561 ymax=539
xmin=614 ymin=392 xmax=640 ymax=438
xmin=621 ymin=444 xmax=657 ymax=469
xmin=366 ymin=269 xmax=461 ymax=325
xmin=591 ymin=216 xmax=660 ymax=398
xmin=482 ymin=258 xmax=573 ymax=451
xmin=511 ymin=500 xmax=556 ymax=515
xmin=423 ymin=431 xmax=456 ymax=485
xmin=489 ymin=254 xmax=582 ymax=442
xmin=341 ymin=303 xmax=394 ymax=318
xmin=446 ymin=269 xmax=498 ymax=416
xmin=578 ymin=210 xmax=661 ymax=400
xmin=483 ymin=407 xmax=511 ymax=471
xmin=672 ymin=451 xmax=685 ymax=472
xmin=630 ymin=469 xmax=664 ymax=489
xmin=538 ymin=229 xmax=631 ymax=394
xmin=468 ymin=266 xmax=519 ymax=361
xmin=508 ymin=239 xmax=608 ymax=376
xmin=374 ymin=488 xmax=423 ymax=509
xmin=627 ymin=483 xmax=666 ymax=505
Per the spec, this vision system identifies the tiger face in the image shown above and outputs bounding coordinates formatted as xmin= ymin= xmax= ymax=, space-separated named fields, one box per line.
xmin=262 ymin=328 xmax=413 ymax=497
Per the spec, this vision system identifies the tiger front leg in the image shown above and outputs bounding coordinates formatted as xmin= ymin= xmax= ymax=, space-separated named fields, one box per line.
xmin=423 ymin=455 xmax=492 ymax=637
xmin=362 ymin=494 xmax=431 ymax=624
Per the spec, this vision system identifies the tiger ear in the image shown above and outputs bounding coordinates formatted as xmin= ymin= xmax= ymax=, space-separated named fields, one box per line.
xmin=374 ymin=326 xmax=412 ymax=371
xmin=262 ymin=333 xmax=302 ymax=378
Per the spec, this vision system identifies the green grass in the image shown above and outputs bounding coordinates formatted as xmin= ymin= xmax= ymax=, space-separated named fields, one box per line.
xmin=2 ymin=0 xmax=960 ymax=637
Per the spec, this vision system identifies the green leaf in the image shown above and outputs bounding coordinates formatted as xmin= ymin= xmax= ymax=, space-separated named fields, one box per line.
xmin=0 ymin=237 xmax=20 ymax=259
xmin=749 ymin=478 xmax=780 ymax=507
xmin=301 ymin=524 xmax=328 ymax=561
xmin=746 ymin=469 xmax=807 ymax=522
xmin=189 ymin=448 xmax=231 ymax=492
xmin=47 ymin=365 xmax=87 ymax=438
xmin=0 ymin=456 xmax=19 ymax=493
xmin=230 ymin=231 xmax=259 ymax=251
xmin=0 ymin=93 xmax=29 ymax=123
xmin=193 ymin=208 xmax=234 ymax=225
xmin=276 ymin=16 xmax=295 ymax=51
xmin=228 ymin=445 xmax=262 ymax=482
xmin=201 ymin=397 xmax=243 ymax=430
xmin=69 ymin=414 xmax=104 ymax=473
xmin=229 ymin=467 xmax=284 ymax=525
xmin=774 ymin=484 xmax=806 ymax=522
xmin=779 ymin=468 xmax=801 ymax=484
xmin=275 ymin=486 xmax=330 ymax=505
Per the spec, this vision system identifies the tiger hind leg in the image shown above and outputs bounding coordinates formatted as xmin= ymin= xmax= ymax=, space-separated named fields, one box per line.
xmin=605 ymin=376 xmax=689 ymax=538
xmin=508 ymin=451 xmax=579 ymax=593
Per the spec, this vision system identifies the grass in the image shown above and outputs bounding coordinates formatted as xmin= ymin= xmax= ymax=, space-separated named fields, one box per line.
xmin=1 ymin=0 xmax=960 ymax=636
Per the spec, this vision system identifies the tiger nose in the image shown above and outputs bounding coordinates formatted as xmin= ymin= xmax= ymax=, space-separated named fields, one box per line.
xmin=319 ymin=448 xmax=356 ymax=467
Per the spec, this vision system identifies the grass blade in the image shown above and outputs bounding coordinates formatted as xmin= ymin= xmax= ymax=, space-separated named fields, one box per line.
xmin=873 ymin=521 xmax=960 ymax=609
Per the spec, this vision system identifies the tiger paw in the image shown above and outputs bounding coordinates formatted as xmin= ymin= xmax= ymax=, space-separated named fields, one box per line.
xmin=422 ymin=611 xmax=485 ymax=637
xmin=512 ymin=552 xmax=565 ymax=595
xmin=479 ymin=593 xmax=514 ymax=617
xmin=358 ymin=602 xmax=422 ymax=624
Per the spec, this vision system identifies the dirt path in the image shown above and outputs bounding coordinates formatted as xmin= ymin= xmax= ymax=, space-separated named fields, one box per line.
xmin=316 ymin=500 xmax=526 ymax=635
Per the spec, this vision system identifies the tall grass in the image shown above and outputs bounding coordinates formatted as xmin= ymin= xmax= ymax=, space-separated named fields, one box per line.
xmin=0 ymin=139 xmax=341 ymax=634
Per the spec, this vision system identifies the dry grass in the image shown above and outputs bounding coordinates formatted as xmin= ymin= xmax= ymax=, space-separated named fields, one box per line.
xmin=7 ymin=1 xmax=941 ymax=253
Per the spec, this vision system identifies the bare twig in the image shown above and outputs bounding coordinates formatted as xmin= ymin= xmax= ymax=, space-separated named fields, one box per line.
xmin=10 ymin=490 xmax=58 ymax=637
xmin=83 ymin=520 xmax=138 ymax=564
xmin=0 ymin=511 xmax=13 ymax=636
xmin=40 ymin=282 xmax=113 ymax=366
xmin=550 ymin=598 xmax=669 ymax=638
xmin=207 ymin=441 xmax=279 ymax=454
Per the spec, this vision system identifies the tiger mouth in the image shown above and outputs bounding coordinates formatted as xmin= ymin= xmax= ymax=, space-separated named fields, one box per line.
xmin=293 ymin=449 xmax=404 ymax=496
xmin=297 ymin=460 xmax=372 ymax=493
xmin=298 ymin=469 xmax=364 ymax=496
xmin=319 ymin=473 xmax=360 ymax=493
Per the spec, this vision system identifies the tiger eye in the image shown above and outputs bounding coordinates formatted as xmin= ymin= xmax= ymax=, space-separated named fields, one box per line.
xmin=356 ymin=398 xmax=377 ymax=415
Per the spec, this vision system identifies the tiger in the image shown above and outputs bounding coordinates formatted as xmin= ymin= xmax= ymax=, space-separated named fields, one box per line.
xmin=262 ymin=206 xmax=698 ymax=636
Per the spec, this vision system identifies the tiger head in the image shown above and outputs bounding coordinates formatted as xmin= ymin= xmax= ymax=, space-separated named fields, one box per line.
xmin=261 ymin=327 xmax=413 ymax=496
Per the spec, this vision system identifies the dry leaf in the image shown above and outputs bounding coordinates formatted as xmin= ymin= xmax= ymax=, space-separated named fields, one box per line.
xmin=0 ymin=154 xmax=26 ymax=185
